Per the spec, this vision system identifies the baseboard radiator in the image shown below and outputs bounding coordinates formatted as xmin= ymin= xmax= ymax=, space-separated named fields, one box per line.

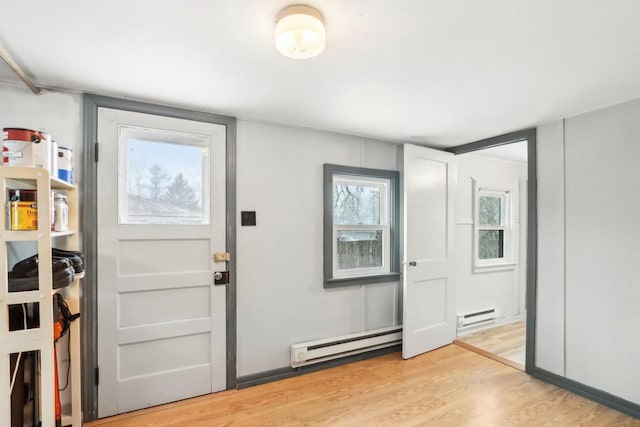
xmin=457 ymin=307 xmax=499 ymax=329
xmin=290 ymin=326 xmax=402 ymax=368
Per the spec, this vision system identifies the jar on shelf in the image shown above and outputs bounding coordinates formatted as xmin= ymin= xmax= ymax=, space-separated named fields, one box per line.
xmin=54 ymin=194 xmax=69 ymax=232
xmin=6 ymin=189 xmax=38 ymax=230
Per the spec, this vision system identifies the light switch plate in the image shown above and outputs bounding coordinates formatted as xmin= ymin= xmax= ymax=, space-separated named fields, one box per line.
xmin=241 ymin=211 xmax=256 ymax=226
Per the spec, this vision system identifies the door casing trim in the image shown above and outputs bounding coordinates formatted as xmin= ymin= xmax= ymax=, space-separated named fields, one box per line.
xmin=82 ymin=94 xmax=237 ymax=421
xmin=445 ymin=128 xmax=536 ymax=373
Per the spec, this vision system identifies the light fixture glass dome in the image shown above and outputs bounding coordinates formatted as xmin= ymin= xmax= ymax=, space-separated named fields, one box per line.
xmin=275 ymin=5 xmax=325 ymax=59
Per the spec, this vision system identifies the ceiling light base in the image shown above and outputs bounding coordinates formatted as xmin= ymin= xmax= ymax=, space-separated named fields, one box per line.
xmin=275 ymin=5 xmax=325 ymax=60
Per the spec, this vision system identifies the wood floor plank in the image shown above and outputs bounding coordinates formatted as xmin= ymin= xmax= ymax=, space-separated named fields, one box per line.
xmin=456 ymin=321 xmax=527 ymax=369
xmin=86 ymin=345 xmax=639 ymax=426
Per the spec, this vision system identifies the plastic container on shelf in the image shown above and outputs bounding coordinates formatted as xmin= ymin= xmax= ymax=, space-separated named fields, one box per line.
xmin=57 ymin=146 xmax=73 ymax=184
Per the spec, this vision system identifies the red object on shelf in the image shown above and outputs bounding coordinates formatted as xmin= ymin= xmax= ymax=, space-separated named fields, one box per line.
xmin=53 ymin=321 xmax=63 ymax=427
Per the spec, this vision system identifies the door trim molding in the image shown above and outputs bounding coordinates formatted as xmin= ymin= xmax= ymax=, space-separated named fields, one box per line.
xmin=82 ymin=94 xmax=237 ymax=421
xmin=445 ymin=128 xmax=536 ymax=373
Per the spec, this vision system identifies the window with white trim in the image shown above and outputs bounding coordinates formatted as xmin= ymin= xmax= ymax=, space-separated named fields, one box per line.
xmin=475 ymin=188 xmax=514 ymax=270
xmin=324 ymin=165 xmax=400 ymax=287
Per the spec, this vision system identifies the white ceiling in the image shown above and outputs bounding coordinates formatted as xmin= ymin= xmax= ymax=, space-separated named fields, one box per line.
xmin=468 ymin=140 xmax=528 ymax=163
xmin=1 ymin=1 xmax=640 ymax=147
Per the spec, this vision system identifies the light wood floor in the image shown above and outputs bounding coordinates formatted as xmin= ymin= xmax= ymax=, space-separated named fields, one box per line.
xmin=455 ymin=322 xmax=526 ymax=370
xmin=86 ymin=345 xmax=639 ymax=426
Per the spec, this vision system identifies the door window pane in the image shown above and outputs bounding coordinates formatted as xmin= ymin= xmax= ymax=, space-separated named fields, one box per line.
xmin=478 ymin=230 xmax=504 ymax=259
xmin=336 ymin=230 xmax=383 ymax=270
xmin=334 ymin=184 xmax=381 ymax=225
xmin=119 ymin=126 xmax=210 ymax=224
xmin=479 ymin=196 xmax=502 ymax=226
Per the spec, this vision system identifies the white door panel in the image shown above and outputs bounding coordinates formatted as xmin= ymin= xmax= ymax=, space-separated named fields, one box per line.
xmin=97 ymin=108 xmax=226 ymax=417
xmin=403 ymin=144 xmax=456 ymax=359
xmin=116 ymin=272 xmax=213 ymax=293
xmin=117 ymin=364 xmax=211 ymax=414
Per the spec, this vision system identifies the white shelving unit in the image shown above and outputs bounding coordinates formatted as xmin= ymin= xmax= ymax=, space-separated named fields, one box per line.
xmin=0 ymin=166 xmax=82 ymax=427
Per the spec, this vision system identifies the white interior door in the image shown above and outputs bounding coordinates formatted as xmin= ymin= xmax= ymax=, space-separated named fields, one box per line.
xmin=96 ymin=108 xmax=227 ymax=417
xmin=402 ymin=144 xmax=456 ymax=359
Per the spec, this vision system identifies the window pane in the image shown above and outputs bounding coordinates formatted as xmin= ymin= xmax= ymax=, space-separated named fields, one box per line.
xmin=119 ymin=126 xmax=210 ymax=224
xmin=337 ymin=230 xmax=383 ymax=270
xmin=334 ymin=184 xmax=381 ymax=225
xmin=479 ymin=196 xmax=502 ymax=226
xmin=478 ymin=230 xmax=504 ymax=259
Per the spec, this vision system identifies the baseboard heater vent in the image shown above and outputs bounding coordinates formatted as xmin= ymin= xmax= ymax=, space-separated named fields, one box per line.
xmin=457 ymin=307 xmax=499 ymax=329
xmin=291 ymin=325 xmax=402 ymax=368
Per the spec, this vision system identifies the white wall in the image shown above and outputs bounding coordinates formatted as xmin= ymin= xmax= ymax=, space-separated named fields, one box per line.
xmin=236 ymin=120 xmax=401 ymax=376
xmin=454 ymin=154 xmax=527 ymax=330
xmin=537 ymin=98 xmax=640 ymax=404
xmin=536 ymin=120 xmax=565 ymax=376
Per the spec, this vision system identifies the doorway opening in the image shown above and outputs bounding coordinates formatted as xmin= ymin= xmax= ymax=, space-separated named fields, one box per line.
xmin=446 ymin=133 xmax=533 ymax=372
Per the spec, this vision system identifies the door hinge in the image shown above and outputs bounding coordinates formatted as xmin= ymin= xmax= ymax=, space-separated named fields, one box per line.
xmin=95 ymin=366 xmax=99 ymax=386
xmin=95 ymin=142 xmax=99 ymax=162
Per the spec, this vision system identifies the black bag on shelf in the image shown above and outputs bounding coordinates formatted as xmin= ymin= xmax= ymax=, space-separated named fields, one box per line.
xmin=8 ymin=256 xmax=75 ymax=292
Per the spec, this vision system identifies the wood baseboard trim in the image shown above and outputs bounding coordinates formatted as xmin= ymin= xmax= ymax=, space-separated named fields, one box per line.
xmin=453 ymin=339 xmax=524 ymax=371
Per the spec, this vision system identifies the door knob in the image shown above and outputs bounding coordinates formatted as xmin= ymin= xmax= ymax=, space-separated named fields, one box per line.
xmin=214 ymin=271 xmax=230 ymax=285
xmin=409 ymin=261 xmax=417 ymax=267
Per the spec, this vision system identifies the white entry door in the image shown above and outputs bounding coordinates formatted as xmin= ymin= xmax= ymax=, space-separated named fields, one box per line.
xmin=402 ymin=144 xmax=456 ymax=359
xmin=96 ymin=108 xmax=227 ymax=417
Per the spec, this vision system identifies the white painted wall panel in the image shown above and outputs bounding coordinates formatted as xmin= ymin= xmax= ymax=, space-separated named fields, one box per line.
xmin=535 ymin=120 xmax=566 ymax=376
xmin=236 ymin=121 xmax=400 ymax=376
xmin=364 ymin=282 xmax=399 ymax=330
xmin=564 ymin=99 xmax=640 ymax=404
xmin=454 ymin=154 xmax=527 ymax=325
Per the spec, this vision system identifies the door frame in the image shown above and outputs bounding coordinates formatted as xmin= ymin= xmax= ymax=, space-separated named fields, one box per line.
xmin=82 ymin=94 xmax=237 ymax=421
xmin=445 ymin=128 xmax=537 ymax=373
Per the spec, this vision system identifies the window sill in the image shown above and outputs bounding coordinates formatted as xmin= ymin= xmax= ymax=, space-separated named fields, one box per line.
xmin=473 ymin=262 xmax=517 ymax=274
xmin=324 ymin=272 xmax=401 ymax=288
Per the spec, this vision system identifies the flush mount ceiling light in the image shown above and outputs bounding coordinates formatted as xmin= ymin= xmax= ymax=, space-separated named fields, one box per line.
xmin=275 ymin=5 xmax=325 ymax=59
